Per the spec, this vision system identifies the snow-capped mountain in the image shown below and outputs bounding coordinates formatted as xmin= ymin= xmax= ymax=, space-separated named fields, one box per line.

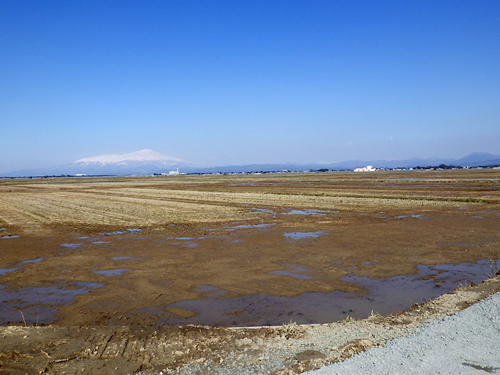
xmin=2 ymin=151 xmax=499 ymax=177
xmin=66 ymin=149 xmax=203 ymax=174
xmin=74 ymin=149 xmax=185 ymax=166
xmin=2 ymin=150 xmax=204 ymax=176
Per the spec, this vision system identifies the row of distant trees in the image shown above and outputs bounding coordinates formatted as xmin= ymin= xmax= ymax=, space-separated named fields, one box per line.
xmin=413 ymin=164 xmax=500 ymax=170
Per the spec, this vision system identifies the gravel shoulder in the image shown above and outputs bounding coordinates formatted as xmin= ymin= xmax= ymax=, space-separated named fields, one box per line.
xmin=305 ymin=291 xmax=500 ymax=375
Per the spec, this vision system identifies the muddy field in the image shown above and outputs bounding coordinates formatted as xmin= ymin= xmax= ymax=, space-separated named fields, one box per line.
xmin=1 ymin=169 xmax=500 ymax=373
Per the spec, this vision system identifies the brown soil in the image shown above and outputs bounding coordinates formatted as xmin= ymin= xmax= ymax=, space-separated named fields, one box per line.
xmin=1 ymin=277 xmax=499 ymax=374
xmin=1 ymin=169 xmax=499 ymax=373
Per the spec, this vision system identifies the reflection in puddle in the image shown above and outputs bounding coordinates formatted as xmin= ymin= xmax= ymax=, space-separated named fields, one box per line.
xmin=60 ymin=243 xmax=82 ymax=249
xmin=192 ymin=284 xmax=227 ymax=298
xmin=112 ymin=256 xmax=141 ymax=261
xmin=283 ymin=231 xmax=329 ymax=240
xmin=99 ymin=229 xmax=141 ymax=236
xmin=0 ymin=282 xmax=104 ymax=324
xmin=4 ymin=226 xmax=497 ymax=328
xmin=284 ymin=209 xmax=331 ymax=215
xmin=18 ymin=257 xmax=44 ymax=265
xmin=283 ymin=263 xmax=309 ymax=272
xmin=386 ymin=214 xmax=425 ymax=220
xmin=91 ymin=240 xmax=110 ymax=244
xmin=202 ymin=223 xmax=276 ymax=232
xmin=271 ymin=263 xmax=313 ymax=279
xmin=0 ymin=235 xmax=20 ymax=239
xmin=0 ymin=268 xmax=18 ymax=276
xmin=230 ymin=223 xmax=276 ymax=229
xmin=149 ymin=259 xmax=499 ymax=327
xmin=340 ymin=260 xmax=500 ymax=313
xmin=156 ymin=292 xmax=362 ymax=326
xmin=172 ymin=241 xmax=199 ymax=248
xmin=94 ymin=269 xmax=130 ymax=276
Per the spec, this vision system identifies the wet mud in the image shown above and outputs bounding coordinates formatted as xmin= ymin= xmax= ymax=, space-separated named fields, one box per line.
xmin=1 ymin=202 xmax=499 ymax=327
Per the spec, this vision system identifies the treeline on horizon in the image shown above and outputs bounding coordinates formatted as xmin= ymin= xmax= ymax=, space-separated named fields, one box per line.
xmin=3 ymin=163 xmax=500 ymax=180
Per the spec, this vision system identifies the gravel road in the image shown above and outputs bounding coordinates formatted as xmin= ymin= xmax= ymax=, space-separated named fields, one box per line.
xmin=304 ymin=292 xmax=500 ymax=375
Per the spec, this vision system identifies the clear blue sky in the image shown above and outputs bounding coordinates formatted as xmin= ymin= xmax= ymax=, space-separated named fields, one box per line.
xmin=1 ymin=0 xmax=499 ymax=171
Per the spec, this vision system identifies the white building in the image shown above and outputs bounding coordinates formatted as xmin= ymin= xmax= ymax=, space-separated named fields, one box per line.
xmin=353 ymin=165 xmax=376 ymax=172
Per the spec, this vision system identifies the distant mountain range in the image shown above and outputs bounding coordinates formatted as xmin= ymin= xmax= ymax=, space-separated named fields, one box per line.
xmin=2 ymin=149 xmax=204 ymax=177
xmin=68 ymin=149 xmax=204 ymax=175
xmin=2 ymin=150 xmax=500 ymax=177
xmin=192 ymin=152 xmax=500 ymax=173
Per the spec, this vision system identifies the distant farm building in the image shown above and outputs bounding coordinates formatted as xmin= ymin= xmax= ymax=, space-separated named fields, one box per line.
xmin=159 ymin=168 xmax=180 ymax=176
xmin=353 ymin=165 xmax=376 ymax=172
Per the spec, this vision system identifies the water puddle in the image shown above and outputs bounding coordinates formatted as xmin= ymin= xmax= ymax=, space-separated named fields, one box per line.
xmin=171 ymin=241 xmax=199 ymax=248
xmin=0 ymin=268 xmax=18 ymax=276
xmin=147 ymin=259 xmax=499 ymax=327
xmin=340 ymin=260 xmax=500 ymax=313
xmin=60 ymin=243 xmax=82 ymax=249
xmin=192 ymin=284 xmax=227 ymax=298
xmin=94 ymin=269 xmax=130 ymax=276
xmin=101 ymin=231 xmax=126 ymax=236
xmin=91 ymin=240 xmax=111 ymax=244
xmin=202 ymin=223 xmax=276 ymax=233
xmin=385 ymin=214 xmax=425 ymax=220
xmin=283 ymin=209 xmax=331 ymax=215
xmin=230 ymin=223 xmax=276 ymax=230
xmin=270 ymin=263 xmax=313 ymax=279
xmin=18 ymin=257 xmax=44 ymax=265
xmin=0 ymin=282 xmax=104 ymax=325
xmin=4 ymin=228 xmax=498 ymax=327
xmin=283 ymin=263 xmax=309 ymax=272
xmin=100 ymin=228 xmax=141 ymax=236
xmin=0 ymin=235 xmax=20 ymax=239
xmin=112 ymin=256 xmax=141 ymax=261
xmin=283 ymin=231 xmax=329 ymax=240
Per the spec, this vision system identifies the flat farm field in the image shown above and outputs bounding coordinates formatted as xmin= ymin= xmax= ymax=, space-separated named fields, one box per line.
xmin=1 ymin=169 xmax=500 ymax=324
xmin=1 ymin=169 xmax=500 ymax=373
xmin=1 ymin=169 xmax=499 ymax=233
